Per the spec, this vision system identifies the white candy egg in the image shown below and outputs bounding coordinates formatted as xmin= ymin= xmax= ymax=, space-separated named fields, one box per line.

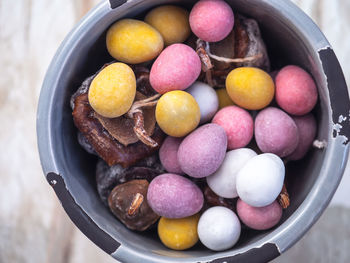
xmin=206 ymin=148 xmax=257 ymax=198
xmin=236 ymin=153 xmax=285 ymax=207
xmin=198 ymin=206 xmax=241 ymax=251
xmin=186 ymin=81 xmax=219 ymax=124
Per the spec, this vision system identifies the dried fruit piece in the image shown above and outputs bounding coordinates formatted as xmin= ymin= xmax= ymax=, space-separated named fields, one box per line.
xmin=108 ymin=180 xmax=159 ymax=231
xmin=194 ymin=15 xmax=270 ymax=89
xmin=72 ymin=93 xmax=164 ymax=167
xmin=71 ymin=64 xmax=165 ymax=167
xmin=94 ymin=92 xmax=157 ymax=146
xmin=209 ymin=29 xmax=235 ymax=70
xmin=96 ymin=156 xmax=164 ymax=205
xmin=203 ymin=186 xmax=236 ymax=211
xmin=277 ymin=184 xmax=290 ymax=209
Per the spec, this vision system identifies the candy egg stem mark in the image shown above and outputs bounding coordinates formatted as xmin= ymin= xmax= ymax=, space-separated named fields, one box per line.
xmin=128 ymin=192 xmax=144 ymax=216
xmin=127 ymin=94 xmax=161 ymax=148
xmin=277 ymin=184 xmax=290 ymax=209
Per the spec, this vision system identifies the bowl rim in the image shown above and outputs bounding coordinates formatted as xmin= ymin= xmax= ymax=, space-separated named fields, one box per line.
xmin=37 ymin=0 xmax=350 ymax=262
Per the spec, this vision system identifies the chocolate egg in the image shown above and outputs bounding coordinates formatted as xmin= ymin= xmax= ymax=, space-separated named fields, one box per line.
xmin=206 ymin=148 xmax=257 ymax=198
xmin=178 ymin=124 xmax=227 ymax=178
xmin=198 ymin=206 xmax=241 ymax=251
xmin=186 ymin=81 xmax=219 ymax=124
xmin=236 ymin=153 xmax=285 ymax=207
xmin=147 ymin=173 xmax=204 ymax=218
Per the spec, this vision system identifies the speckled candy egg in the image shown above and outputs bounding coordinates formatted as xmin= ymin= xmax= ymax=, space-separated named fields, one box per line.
xmin=275 ymin=65 xmax=318 ymax=115
xmin=88 ymin=63 xmax=136 ymax=118
xmin=150 ymin=44 xmax=201 ymax=94
xmin=236 ymin=153 xmax=285 ymax=207
xmin=178 ymin=124 xmax=227 ymax=178
xmin=255 ymin=107 xmax=299 ymax=157
xmin=236 ymin=199 xmax=282 ymax=230
xmin=288 ymin=113 xmax=317 ymax=160
xmin=212 ymin=106 xmax=254 ymax=150
xmin=206 ymin=148 xmax=257 ymax=198
xmin=145 ymin=5 xmax=191 ymax=46
xmin=106 ymin=19 xmax=163 ymax=64
xmin=159 ymin=136 xmax=184 ymax=174
xmin=190 ymin=0 xmax=234 ymax=42
xmin=147 ymin=173 xmax=204 ymax=218
xmin=186 ymin=81 xmax=219 ymax=124
xmin=158 ymin=214 xmax=200 ymax=250
xmin=216 ymin=88 xmax=235 ymax=109
xmin=198 ymin=206 xmax=241 ymax=251
xmin=226 ymin=67 xmax=275 ymax=110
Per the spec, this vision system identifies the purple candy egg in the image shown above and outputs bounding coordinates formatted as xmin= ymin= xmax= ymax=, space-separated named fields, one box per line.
xmin=178 ymin=123 xmax=227 ymax=178
xmin=255 ymin=107 xmax=299 ymax=157
xmin=147 ymin=173 xmax=204 ymax=218
xmin=288 ymin=113 xmax=317 ymax=160
xmin=159 ymin=136 xmax=184 ymax=174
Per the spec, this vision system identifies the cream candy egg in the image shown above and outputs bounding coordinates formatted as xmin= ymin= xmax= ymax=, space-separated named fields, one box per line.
xmin=206 ymin=148 xmax=257 ymax=198
xmin=197 ymin=206 xmax=241 ymax=251
xmin=236 ymin=153 xmax=285 ymax=207
xmin=186 ymin=81 xmax=219 ymax=124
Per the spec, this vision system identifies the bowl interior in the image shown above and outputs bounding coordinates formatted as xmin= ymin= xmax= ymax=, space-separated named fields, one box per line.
xmin=49 ymin=0 xmax=329 ymax=260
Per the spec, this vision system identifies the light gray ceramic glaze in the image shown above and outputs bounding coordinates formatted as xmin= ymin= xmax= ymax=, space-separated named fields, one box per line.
xmin=37 ymin=0 xmax=350 ymax=262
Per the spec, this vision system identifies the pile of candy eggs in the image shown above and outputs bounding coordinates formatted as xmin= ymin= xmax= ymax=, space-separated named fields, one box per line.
xmin=88 ymin=0 xmax=319 ymax=252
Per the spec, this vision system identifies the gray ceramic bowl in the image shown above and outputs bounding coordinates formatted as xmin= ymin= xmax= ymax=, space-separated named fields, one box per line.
xmin=37 ymin=0 xmax=350 ymax=262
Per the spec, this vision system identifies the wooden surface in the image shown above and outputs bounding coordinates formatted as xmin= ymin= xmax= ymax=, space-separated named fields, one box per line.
xmin=0 ymin=1 xmax=349 ymax=263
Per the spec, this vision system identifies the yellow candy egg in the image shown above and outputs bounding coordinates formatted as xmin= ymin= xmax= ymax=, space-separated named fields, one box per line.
xmin=226 ymin=67 xmax=275 ymax=110
xmin=145 ymin=5 xmax=190 ymax=46
xmin=158 ymin=214 xmax=200 ymax=250
xmin=216 ymin=88 xmax=235 ymax=109
xmin=156 ymin=90 xmax=200 ymax=137
xmin=106 ymin=19 xmax=164 ymax=64
xmin=88 ymin=63 xmax=136 ymax=118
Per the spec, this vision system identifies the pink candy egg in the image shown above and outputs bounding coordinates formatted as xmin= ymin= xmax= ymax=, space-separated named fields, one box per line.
xmin=147 ymin=173 xmax=204 ymax=218
xmin=189 ymin=0 xmax=234 ymax=42
xmin=275 ymin=65 xmax=318 ymax=115
xmin=212 ymin=106 xmax=253 ymax=150
xmin=255 ymin=107 xmax=299 ymax=157
xmin=159 ymin=136 xmax=184 ymax=174
xmin=178 ymin=123 xmax=227 ymax=178
xmin=236 ymin=199 xmax=282 ymax=230
xmin=150 ymin=43 xmax=201 ymax=94
xmin=288 ymin=113 xmax=317 ymax=160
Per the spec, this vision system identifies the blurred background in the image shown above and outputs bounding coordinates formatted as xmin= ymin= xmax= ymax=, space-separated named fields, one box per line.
xmin=0 ymin=0 xmax=349 ymax=262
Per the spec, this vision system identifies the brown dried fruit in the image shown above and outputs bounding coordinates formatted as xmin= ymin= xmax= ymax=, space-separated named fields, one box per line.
xmin=209 ymin=29 xmax=236 ymax=70
xmin=72 ymin=93 xmax=164 ymax=167
xmin=195 ymin=14 xmax=270 ymax=88
xmin=277 ymin=184 xmax=290 ymax=209
xmin=108 ymin=179 xmax=159 ymax=231
xmin=203 ymin=186 xmax=236 ymax=212
xmin=94 ymin=92 xmax=156 ymax=146
xmin=96 ymin=156 xmax=164 ymax=205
